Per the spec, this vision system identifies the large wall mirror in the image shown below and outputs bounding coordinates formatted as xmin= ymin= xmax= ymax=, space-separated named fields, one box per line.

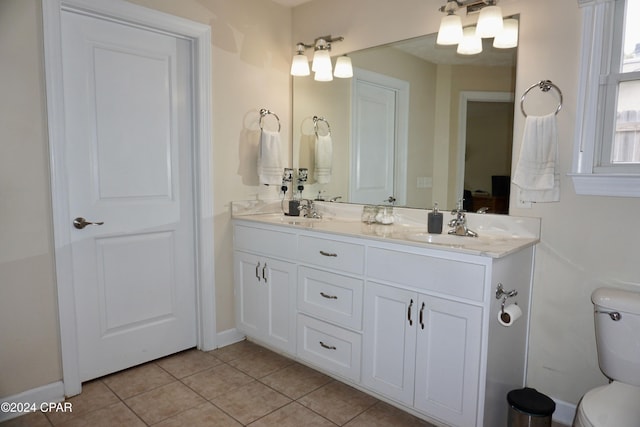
xmin=292 ymin=19 xmax=518 ymax=213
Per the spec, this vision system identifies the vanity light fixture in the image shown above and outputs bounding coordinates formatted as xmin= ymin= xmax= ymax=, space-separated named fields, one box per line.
xmin=436 ymin=0 xmax=517 ymax=53
xmin=290 ymin=35 xmax=352 ymax=81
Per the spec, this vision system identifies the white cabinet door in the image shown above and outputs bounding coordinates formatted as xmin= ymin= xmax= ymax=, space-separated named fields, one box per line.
xmin=414 ymin=295 xmax=483 ymax=427
xmin=234 ymin=251 xmax=296 ymax=353
xmin=362 ymin=282 xmax=417 ymax=406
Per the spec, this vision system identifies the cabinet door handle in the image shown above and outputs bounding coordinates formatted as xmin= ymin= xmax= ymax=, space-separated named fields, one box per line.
xmin=262 ymin=263 xmax=267 ymax=283
xmin=255 ymin=262 xmax=261 ymax=282
xmin=319 ymin=341 xmax=336 ymax=350
xmin=419 ymin=302 xmax=425 ymax=330
xmin=408 ymin=299 xmax=414 ymax=326
xmin=319 ymin=250 xmax=337 ymax=257
xmin=320 ymin=292 xmax=338 ymax=299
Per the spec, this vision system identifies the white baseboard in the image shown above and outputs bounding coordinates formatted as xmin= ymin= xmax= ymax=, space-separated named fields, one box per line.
xmin=215 ymin=328 xmax=245 ymax=348
xmin=0 ymin=381 xmax=65 ymax=422
xmin=552 ymin=397 xmax=577 ymax=426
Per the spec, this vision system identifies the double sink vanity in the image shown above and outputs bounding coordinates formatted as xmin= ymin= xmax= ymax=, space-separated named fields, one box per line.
xmin=232 ymin=200 xmax=540 ymax=427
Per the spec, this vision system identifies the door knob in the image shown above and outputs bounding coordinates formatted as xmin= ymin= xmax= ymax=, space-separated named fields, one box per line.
xmin=73 ymin=217 xmax=104 ymax=229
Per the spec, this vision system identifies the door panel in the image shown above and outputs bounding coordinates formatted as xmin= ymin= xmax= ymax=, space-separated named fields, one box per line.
xmin=62 ymin=10 xmax=196 ymax=381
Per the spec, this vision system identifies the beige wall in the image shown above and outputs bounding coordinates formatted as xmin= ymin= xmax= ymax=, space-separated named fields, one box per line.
xmin=293 ymin=0 xmax=640 ymax=405
xmin=4 ymin=0 xmax=640 ymax=408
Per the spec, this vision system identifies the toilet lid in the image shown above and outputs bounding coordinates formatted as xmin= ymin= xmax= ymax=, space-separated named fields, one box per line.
xmin=581 ymin=382 xmax=640 ymax=427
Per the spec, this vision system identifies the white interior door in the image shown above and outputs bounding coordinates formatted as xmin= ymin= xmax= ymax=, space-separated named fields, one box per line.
xmin=350 ymin=69 xmax=409 ymax=205
xmin=61 ymin=10 xmax=197 ymax=381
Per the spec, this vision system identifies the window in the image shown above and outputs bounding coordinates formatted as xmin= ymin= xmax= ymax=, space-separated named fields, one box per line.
xmin=572 ymin=0 xmax=640 ymax=196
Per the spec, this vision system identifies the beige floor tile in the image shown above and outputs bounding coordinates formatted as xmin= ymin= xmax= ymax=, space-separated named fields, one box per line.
xmin=153 ymin=402 xmax=242 ymax=427
xmin=208 ymin=340 xmax=266 ymax=363
xmin=259 ymin=363 xmax=333 ymax=399
xmin=125 ymin=381 xmax=205 ymax=425
xmin=182 ymin=363 xmax=254 ymax=400
xmin=102 ymin=362 xmax=175 ymax=399
xmin=248 ymin=402 xmax=337 ymax=427
xmin=45 ymin=381 xmax=120 ymax=426
xmin=298 ymin=381 xmax=379 ymax=425
xmin=0 ymin=411 xmax=52 ymax=427
xmin=227 ymin=347 xmax=294 ymax=378
xmin=56 ymin=402 xmax=145 ymax=427
xmin=156 ymin=348 xmax=222 ymax=378
xmin=209 ymin=380 xmax=291 ymax=425
xmin=344 ymin=401 xmax=435 ymax=427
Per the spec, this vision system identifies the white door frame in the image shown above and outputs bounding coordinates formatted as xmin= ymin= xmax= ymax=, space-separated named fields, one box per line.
xmin=42 ymin=0 xmax=215 ymax=397
xmin=456 ymin=91 xmax=514 ymax=203
xmin=350 ymin=68 xmax=409 ymax=206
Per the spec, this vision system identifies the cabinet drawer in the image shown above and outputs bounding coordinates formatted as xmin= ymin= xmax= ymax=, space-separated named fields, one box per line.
xmin=367 ymin=247 xmax=486 ymax=302
xmin=298 ymin=267 xmax=363 ymax=330
xmin=234 ymin=224 xmax=297 ymax=259
xmin=297 ymin=314 xmax=361 ymax=382
xmin=298 ymin=235 xmax=364 ymax=275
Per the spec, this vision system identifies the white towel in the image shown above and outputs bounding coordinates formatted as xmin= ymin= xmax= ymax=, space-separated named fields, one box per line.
xmin=257 ymin=129 xmax=283 ymax=185
xmin=313 ymin=133 xmax=333 ymax=184
xmin=512 ymin=113 xmax=560 ymax=202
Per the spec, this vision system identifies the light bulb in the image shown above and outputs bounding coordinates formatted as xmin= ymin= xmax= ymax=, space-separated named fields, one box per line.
xmin=476 ymin=5 xmax=503 ymax=38
xmin=312 ymin=49 xmax=332 ymax=73
xmin=457 ymin=26 xmax=482 ymax=55
xmin=334 ymin=56 xmax=353 ymax=78
xmin=493 ymin=18 xmax=518 ymax=49
xmin=290 ymin=53 xmax=310 ymax=76
xmin=314 ymin=67 xmax=333 ymax=82
xmin=436 ymin=14 xmax=463 ymax=45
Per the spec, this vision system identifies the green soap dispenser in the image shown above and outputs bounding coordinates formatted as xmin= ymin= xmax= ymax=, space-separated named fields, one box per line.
xmin=428 ymin=202 xmax=443 ymax=234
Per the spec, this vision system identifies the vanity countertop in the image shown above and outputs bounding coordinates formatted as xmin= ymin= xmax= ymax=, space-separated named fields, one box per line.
xmin=231 ymin=200 xmax=540 ymax=259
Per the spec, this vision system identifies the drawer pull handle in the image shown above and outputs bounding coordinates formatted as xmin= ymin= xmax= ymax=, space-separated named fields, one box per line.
xmin=319 ymin=250 xmax=338 ymax=257
xmin=320 ymin=292 xmax=338 ymax=300
xmin=262 ymin=263 xmax=267 ymax=283
xmin=319 ymin=341 xmax=337 ymax=350
xmin=255 ymin=262 xmax=261 ymax=282
xmin=408 ymin=299 xmax=414 ymax=326
xmin=419 ymin=302 xmax=425 ymax=330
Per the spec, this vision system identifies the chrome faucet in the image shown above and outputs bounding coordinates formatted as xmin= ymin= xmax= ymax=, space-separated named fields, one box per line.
xmin=298 ymin=199 xmax=322 ymax=219
xmin=448 ymin=201 xmax=478 ymax=237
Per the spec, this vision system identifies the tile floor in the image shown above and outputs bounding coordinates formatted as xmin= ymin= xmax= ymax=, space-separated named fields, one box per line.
xmin=2 ymin=340 xmax=570 ymax=427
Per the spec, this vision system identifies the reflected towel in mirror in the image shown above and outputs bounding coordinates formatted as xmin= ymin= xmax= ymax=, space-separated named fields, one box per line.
xmin=314 ymin=133 xmax=333 ymax=184
xmin=512 ymin=113 xmax=559 ymax=202
xmin=258 ymin=129 xmax=283 ymax=185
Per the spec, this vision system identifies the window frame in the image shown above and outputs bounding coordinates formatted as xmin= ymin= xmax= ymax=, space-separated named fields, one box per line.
xmin=571 ymin=0 xmax=640 ymax=196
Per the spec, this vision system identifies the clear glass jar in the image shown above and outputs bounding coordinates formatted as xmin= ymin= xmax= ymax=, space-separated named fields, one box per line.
xmin=361 ymin=205 xmax=377 ymax=224
xmin=375 ymin=205 xmax=395 ymax=224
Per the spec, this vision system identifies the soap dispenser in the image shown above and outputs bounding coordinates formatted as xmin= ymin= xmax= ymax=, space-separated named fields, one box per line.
xmin=428 ymin=202 xmax=443 ymax=234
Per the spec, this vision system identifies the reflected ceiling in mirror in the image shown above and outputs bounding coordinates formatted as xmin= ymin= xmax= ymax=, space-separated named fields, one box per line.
xmin=293 ymin=21 xmax=518 ymax=213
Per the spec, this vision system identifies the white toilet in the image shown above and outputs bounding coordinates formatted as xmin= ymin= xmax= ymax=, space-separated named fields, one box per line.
xmin=573 ymin=287 xmax=640 ymax=427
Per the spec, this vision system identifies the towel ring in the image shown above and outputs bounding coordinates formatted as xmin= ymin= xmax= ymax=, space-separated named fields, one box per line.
xmin=313 ymin=116 xmax=331 ymax=136
xmin=520 ymin=80 xmax=563 ymax=118
xmin=259 ymin=108 xmax=281 ymax=132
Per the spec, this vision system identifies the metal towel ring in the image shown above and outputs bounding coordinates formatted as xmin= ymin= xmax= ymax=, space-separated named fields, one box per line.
xmin=313 ymin=116 xmax=331 ymax=136
xmin=520 ymin=80 xmax=563 ymax=117
xmin=259 ymin=108 xmax=281 ymax=132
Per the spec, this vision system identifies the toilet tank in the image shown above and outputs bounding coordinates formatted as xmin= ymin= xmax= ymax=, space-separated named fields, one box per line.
xmin=592 ymin=287 xmax=640 ymax=386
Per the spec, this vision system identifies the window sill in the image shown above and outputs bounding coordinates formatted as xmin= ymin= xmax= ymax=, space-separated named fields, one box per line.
xmin=569 ymin=173 xmax=640 ymax=197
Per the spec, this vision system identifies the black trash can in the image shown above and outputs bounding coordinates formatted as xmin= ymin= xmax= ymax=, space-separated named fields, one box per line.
xmin=507 ymin=387 xmax=556 ymax=427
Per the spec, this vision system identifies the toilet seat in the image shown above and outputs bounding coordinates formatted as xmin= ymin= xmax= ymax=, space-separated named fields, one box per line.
xmin=574 ymin=381 xmax=640 ymax=427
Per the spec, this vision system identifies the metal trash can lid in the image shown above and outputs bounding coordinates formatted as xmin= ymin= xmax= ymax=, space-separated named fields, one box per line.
xmin=507 ymin=387 xmax=556 ymax=416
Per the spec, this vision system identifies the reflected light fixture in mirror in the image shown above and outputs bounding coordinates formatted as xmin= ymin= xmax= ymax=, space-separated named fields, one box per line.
xmin=290 ymin=35 xmax=353 ymax=81
xmin=457 ymin=26 xmax=482 ymax=55
xmin=436 ymin=0 xmax=517 ymax=53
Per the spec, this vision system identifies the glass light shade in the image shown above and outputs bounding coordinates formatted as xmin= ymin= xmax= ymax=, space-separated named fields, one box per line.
xmin=311 ymin=49 xmax=332 ymax=73
xmin=333 ymin=56 xmax=353 ymax=78
xmin=290 ymin=53 xmax=310 ymax=76
xmin=493 ymin=18 xmax=518 ymax=48
xmin=457 ymin=26 xmax=482 ymax=55
xmin=436 ymin=14 xmax=463 ymax=45
xmin=314 ymin=68 xmax=333 ymax=82
xmin=475 ymin=5 xmax=503 ymax=38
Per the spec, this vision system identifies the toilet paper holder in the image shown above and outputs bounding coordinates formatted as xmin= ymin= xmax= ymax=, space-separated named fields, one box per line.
xmin=496 ymin=283 xmax=518 ymax=314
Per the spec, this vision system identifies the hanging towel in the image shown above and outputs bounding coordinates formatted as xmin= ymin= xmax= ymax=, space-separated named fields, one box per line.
xmin=314 ymin=133 xmax=333 ymax=184
xmin=512 ymin=113 xmax=560 ymax=202
xmin=257 ymin=129 xmax=283 ymax=185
